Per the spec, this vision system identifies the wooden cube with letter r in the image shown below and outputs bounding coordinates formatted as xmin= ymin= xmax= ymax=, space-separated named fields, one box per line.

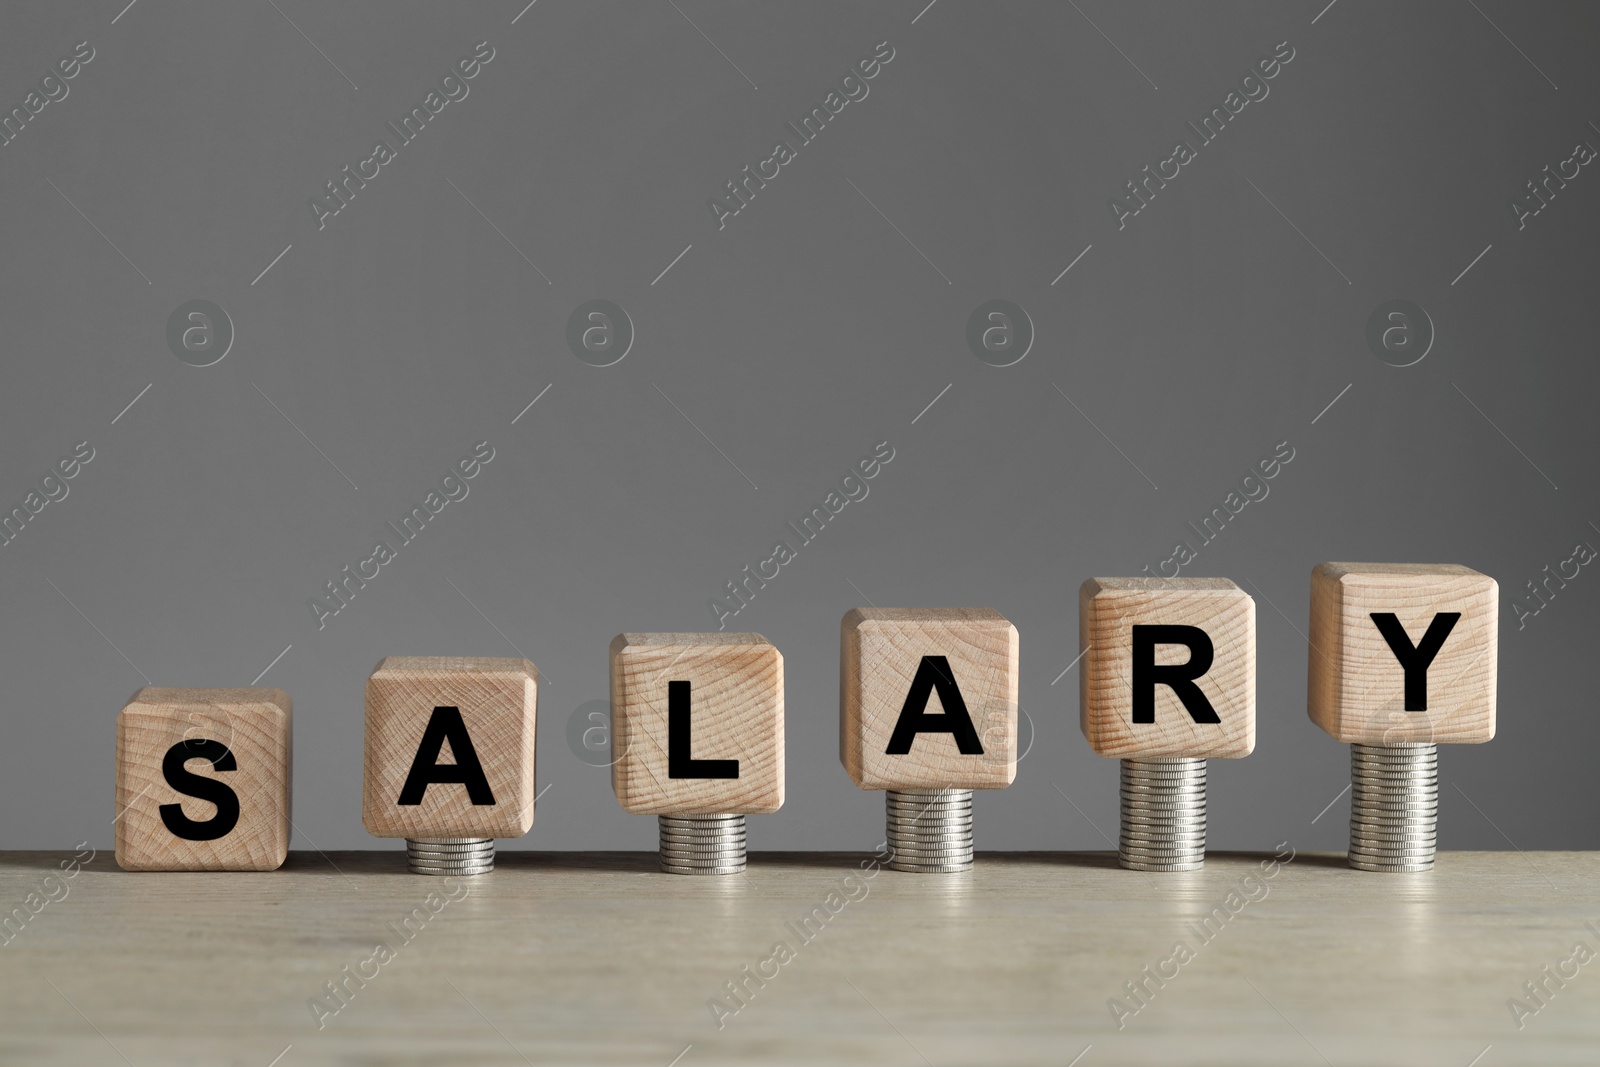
xmin=1308 ymin=562 xmax=1497 ymax=744
xmin=1079 ymin=578 xmax=1256 ymax=759
xmin=115 ymin=687 xmax=292 ymax=871
xmin=363 ymin=656 xmax=539 ymax=839
xmin=610 ymin=632 xmax=785 ymax=815
xmin=840 ymin=607 xmax=1019 ymax=790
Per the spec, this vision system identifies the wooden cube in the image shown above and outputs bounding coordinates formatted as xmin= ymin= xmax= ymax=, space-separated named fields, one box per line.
xmin=362 ymin=657 xmax=538 ymax=838
xmin=1308 ymin=563 xmax=1497 ymax=744
xmin=1079 ymin=578 xmax=1255 ymax=759
xmin=610 ymin=633 xmax=784 ymax=814
xmin=840 ymin=608 xmax=1018 ymax=790
xmin=115 ymin=687 xmax=291 ymax=871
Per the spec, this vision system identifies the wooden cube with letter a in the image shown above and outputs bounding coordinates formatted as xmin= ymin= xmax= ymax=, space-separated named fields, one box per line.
xmin=115 ymin=687 xmax=292 ymax=871
xmin=363 ymin=657 xmax=538 ymax=838
xmin=1308 ymin=563 xmax=1497 ymax=744
xmin=840 ymin=608 xmax=1019 ymax=790
xmin=1079 ymin=578 xmax=1255 ymax=759
xmin=610 ymin=633 xmax=784 ymax=814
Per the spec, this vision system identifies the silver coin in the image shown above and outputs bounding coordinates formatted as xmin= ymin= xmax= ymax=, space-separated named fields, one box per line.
xmin=406 ymin=844 xmax=492 ymax=857
xmin=887 ymin=862 xmax=973 ymax=869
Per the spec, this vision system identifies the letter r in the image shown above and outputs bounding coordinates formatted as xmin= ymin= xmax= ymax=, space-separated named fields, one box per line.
xmin=1131 ymin=625 xmax=1222 ymax=724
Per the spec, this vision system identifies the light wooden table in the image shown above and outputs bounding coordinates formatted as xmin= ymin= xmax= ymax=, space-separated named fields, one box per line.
xmin=0 ymin=850 xmax=1593 ymax=1065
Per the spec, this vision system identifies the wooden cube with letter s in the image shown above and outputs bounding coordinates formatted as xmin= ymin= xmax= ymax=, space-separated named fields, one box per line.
xmin=115 ymin=687 xmax=292 ymax=871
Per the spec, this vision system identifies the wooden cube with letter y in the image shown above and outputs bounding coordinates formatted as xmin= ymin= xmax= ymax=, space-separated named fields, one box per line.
xmin=363 ymin=656 xmax=538 ymax=873
xmin=611 ymin=633 xmax=784 ymax=874
xmin=115 ymin=687 xmax=292 ymax=872
xmin=1307 ymin=562 xmax=1498 ymax=872
xmin=840 ymin=607 xmax=1018 ymax=872
xmin=1308 ymin=562 xmax=1497 ymax=744
xmin=1079 ymin=578 xmax=1254 ymax=872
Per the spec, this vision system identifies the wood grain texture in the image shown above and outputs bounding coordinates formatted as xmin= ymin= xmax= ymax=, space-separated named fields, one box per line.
xmin=2 ymin=850 xmax=1594 ymax=1065
xmin=114 ymin=687 xmax=291 ymax=872
xmin=610 ymin=632 xmax=784 ymax=815
xmin=362 ymin=656 xmax=538 ymax=838
xmin=840 ymin=607 xmax=1018 ymax=790
xmin=1079 ymin=578 xmax=1256 ymax=759
xmin=1308 ymin=563 xmax=1497 ymax=744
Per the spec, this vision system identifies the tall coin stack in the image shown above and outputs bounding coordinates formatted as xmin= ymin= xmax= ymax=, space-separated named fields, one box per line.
xmin=1348 ymin=743 xmax=1437 ymax=872
xmin=885 ymin=788 xmax=973 ymax=873
xmin=1118 ymin=757 xmax=1207 ymax=872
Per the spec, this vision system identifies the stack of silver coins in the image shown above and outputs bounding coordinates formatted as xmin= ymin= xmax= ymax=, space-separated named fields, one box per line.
xmin=1119 ymin=758 xmax=1207 ymax=872
xmin=406 ymin=837 xmax=494 ymax=876
xmin=1349 ymin=742 xmax=1437 ymax=872
xmin=885 ymin=788 xmax=973 ymax=873
xmin=659 ymin=814 xmax=746 ymax=875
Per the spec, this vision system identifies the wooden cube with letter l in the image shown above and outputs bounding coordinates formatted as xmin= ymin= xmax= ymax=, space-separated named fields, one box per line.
xmin=1307 ymin=562 xmax=1498 ymax=872
xmin=363 ymin=656 xmax=538 ymax=875
xmin=115 ymin=687 xmax=292 ymax=872
xmin=1079 ymin=578 xmax=1255 ymax=871
xmin=611 ymin=632 xmax=784 ymax=874
xmin=840 ymin=607 xmax=1019 ymax=872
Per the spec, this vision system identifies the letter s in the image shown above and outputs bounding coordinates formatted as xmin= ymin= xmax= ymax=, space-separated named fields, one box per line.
xmin=158 ymin=739 xmax=241 ymax=841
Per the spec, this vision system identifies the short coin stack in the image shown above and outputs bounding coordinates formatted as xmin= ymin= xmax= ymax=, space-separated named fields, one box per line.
xmin=658 ymin=813 xmax=748 ymax=875
xmin=405 ymin=836 xmax=495 ymax=876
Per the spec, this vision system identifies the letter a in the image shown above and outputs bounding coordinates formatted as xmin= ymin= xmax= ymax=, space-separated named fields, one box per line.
xmin=884 ymin=656 xmax=984 ymax=755
xmin=397 ymin=706 xmax=496 ymax=805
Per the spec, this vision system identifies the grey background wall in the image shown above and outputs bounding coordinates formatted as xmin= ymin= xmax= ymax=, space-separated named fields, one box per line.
xmin=1 ymin=1 xmax=1595 ymax=855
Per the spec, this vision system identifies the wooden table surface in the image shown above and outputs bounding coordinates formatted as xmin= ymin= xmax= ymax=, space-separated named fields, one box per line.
xmin=0 ymin=850 xmax=1594 ymax=1065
